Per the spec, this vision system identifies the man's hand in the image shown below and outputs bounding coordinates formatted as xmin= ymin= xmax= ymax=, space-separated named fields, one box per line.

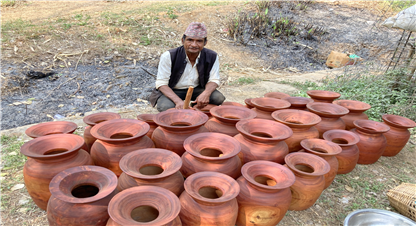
xmin=175 ymin=100 xmax=185 ymax=109
xmin=194 ymin=91 xmax=210 ymax=108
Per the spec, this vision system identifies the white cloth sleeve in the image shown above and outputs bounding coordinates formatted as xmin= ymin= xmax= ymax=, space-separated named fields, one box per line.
xmin=155 ymin=51 xmax=172 ymax=89
xmin=207 ymin=55 xmax=220 ymax=86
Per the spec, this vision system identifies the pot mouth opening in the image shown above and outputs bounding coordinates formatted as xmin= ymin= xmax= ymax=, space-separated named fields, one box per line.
xmin=286 ymin=119 xmax=304 ymax=124
xmin=254 ymin=175 xmax=276 ymax=186
xmin=331 ymin=138 xmax=349 ymax=145
xmin=310 ymin=147 xmax=328 ymax=154
xmin=139 ymin=165 xmax=164 ymax=175
xmin=44 ymin=148 xmax=68 ymax=155
xmin=198 ymin=186 xmax=223 ymax=199
xmin=251 ymin=131 xmax=273 ymax=138
xmin=361 ymin=126 xmax=377 ymax=132
xmin=44 ymin=131 xmax=63 ymax=135
xmin=110 ymin=132 xmax=134 ymax=139
xmin=294 ymin=164 xmax=315 ymax=173
xmin=170 ymin=122 xmax=192 ymax=127
xmin=200 ymin=148 xmax=224 ymax=157
xmin=131 ymin=205 xmax=159 ymax=223
xmin=71 ymin=183 xmax=100 ymax=198
xmin=94 ymin=120 xmax=106 ymax=124
xmin=223 ymin=115 xmax=240 ymax=120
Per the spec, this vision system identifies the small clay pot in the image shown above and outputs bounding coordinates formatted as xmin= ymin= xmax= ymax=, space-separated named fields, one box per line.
xmin=264 ymin=92 xmax=291 ymax=99
xmin=222 ymin=102 xmax=246 ymax=107
xmin=285 ymin=152 xmax=330 ymax=211
xmin=181 ymin=132 xmax=242 ymax=179
xmin=118 ymin=148 xmax=184 ymax=196
xmin=25 ymin=121 xmax=78 ymax=138
xmin=306 ymin=90 xmax=341 ymax=103
xmin=283 ymin=96 xmax=314 ymax=110
xmin=236 ymin=160 xmax=295 ymax=226
xmin=234 ymin=118 xmax=293 ymax=164
xmin=179 ymin=171 xmax=240 ymax=226
xmin=307 ymin=102 xmax=349 ymax=138
xmin=244 ymin=98 xmax=255 ymax=109
xmin=351 ymin=120 xmax=390 ymax=164
xmin=205 ymin=105 xmax=257 ymax=136
xmin=382 ymin=114 xmax=416 ymax=157
xmin=90 ymin=119 xmax=154 ymax=176
xmin=152 ymin=109 xmax=209 ymax=156
xmin=300 ymin=139 xmax=342 ymax=189
xmin=250 ymin=97 xmax=291 ymax=120
xmin=333 ymin=100 xmax=371 ymax=130
xmin=107 ymin=186 xmax=182 ymax=226
xmin=83 ymin=112 xmax=121 ymax=152
xmin=21 ymin=134 xmax=93 ymax=210
xmin=137 ymin=114 xmax=158 ymax=138
xmin=272 ymin=109 xmax=321 ymax=152
xmin=47 ymin=166 xmax=118 ymax=226
xmin=323 ymin=130 xmax=360 ymax=174
xmin=195 ymin=104 xmax=217 ymax=119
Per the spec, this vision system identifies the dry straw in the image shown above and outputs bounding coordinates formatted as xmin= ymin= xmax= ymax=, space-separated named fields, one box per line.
xmin=387 ymin=183 xmax=416 ymax=221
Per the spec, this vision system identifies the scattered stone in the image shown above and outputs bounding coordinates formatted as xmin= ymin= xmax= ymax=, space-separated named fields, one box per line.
xmin=11 ymin=184 xmax=25 ymax=191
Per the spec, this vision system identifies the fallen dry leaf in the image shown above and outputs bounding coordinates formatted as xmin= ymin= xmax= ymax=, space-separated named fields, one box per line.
xmin=76 ymin=96 xmax=84 ymax=99
xmin=11 ymin=184 xmax=25 ymax=191
xmin=58 ymin=104 xmax=64 ymax=108
xmin=345 ymin=185 xmax=355 ymax=192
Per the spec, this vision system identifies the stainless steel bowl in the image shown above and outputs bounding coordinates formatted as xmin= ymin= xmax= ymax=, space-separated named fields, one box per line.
xmin=344 ymin=209 xmax=416 ymax=226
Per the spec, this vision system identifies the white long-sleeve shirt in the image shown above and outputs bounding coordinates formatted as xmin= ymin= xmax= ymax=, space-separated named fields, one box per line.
xmin=155 ymin=50 xmax=220 ymax=89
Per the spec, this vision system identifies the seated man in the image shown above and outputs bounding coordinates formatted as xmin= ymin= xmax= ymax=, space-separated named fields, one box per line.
xmin=149 ymin=22 xmax=225 ymax=112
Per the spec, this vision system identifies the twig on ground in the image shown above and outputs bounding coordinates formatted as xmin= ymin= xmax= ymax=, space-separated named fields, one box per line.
xmin=43 ymin=76 xmax=77 ymax=100
xmin=71 ymin=82 xmax=81 ymax=96
xmin=140 ymin=66 xmax=157 ymax=78
xmin=75 ymin=51 xmax=86 ymax=70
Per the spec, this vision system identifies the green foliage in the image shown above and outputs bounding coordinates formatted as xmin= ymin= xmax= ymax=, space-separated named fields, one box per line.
xmin=231 ymin=77 xmax=256 ymax=85
xmin=387 ymin=0 xmax=416 ymax=12
xmin=167 ymin=7 xmax=178 ymax=19
xmin=1 ymin=0 xmax=15 ymax=7
xmin=0 ymin=135 xmax=26 ymax=171
xmin=140 ymin=35 xmax=151 ymax=46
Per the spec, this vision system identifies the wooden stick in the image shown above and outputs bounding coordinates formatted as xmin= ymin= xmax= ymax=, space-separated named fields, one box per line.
xmin=183 ymin=86 xmax=194 ymax=109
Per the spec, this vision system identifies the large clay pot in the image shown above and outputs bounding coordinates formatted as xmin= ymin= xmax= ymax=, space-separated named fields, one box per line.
xmin=236 ymin=160 xmax=295 ymax=226
xmin=90 ymin=119 xmax=154 ymax=176
xmin=300 ymin=139 xmax=342 ymax=189
xmin=195 ymin=104 xmax=217 ymax=119
xmin=323 ymin=130 xmax=360 ymax=174
xmin=118 ymin=148 xmax=184 ymax=196
xmin=83 ymin=112 xmax=121 ymax=152
xmin=306 ymin=90 xmax=341 ymax=103
xmin=351 ymin=120 xmax=390 ymax=164
xmin=179 ymin=171 xmax=240 ymax=226
xmin=25 ymin=121 xmax=78 ymax=138
xmin=283 ymin=96 xmax=314 ymax=110
xmin=205 ymin=105 xmax=257 ymax=136
xmin=137 ymin=114 xmax=158 ymax=138
xmin=333 ymin=100 xmax=371 ymax=130
xmin=306 ymin=102 xmax=349 ymax=138
xmin=107 ymin=186 xmax=182 ymax=226
xmin=284 ymin=152 xmax=330 ymax=211
xmin=234 ymin=118 xmax=293 ymax=164
xmin=244 ymin=98 xmax=255 ymax=109
xmin=264 ymin=92 xmax=291 ymax=99
xmin=181 ymin=132 xmax=242 ymax=179
xmin=47 ymin=166 xmax=117 ymax=226
xmin=20 ymin=134 xmax=93 ymax=210
xmin=382 ymin=114 xmax=416 ymax=157
xmin=222 ymin=101 xmax=246 ymax=107
xmin=272 ymin=109 xmax=321 ymax=152
xmin=152 ymin=109 xmax=209 ymax=156
xmin=250 ymin=97 xmax=291 ymax=120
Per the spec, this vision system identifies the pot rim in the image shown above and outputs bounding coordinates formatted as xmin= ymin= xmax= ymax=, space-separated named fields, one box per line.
xmin=323 ymin=129 xmax=360 ymax=146
xmin=251 ymin=97 xmax=291 ymax=112
xmin=353 ymin=119 xmax=390 ymax=134
xmin=300 ymin=139 xmax=343 ymax=156
xmin=271 ymin=109 xmax=321 ymax=128
xmin=282 ymin=96 xmax=314 ymax=107
xmin=90 ymin=119 xmax=149 ymax=142
xmin=153 ymin=109 xmax=208 ymax=131
xmin=306 ymin=90 xmax=341 ymax=100
xmin=137 ymin=114 xmax=157 ymax=125
xmin=242 ymin=160 xmax=295 ymax=190
xmin=382 ymin=114 xmax=416 ymax=129
xmin=264 ymin=92 xmax=291 ymax=99
xmin=25 ymin=121 xmax=77 ymax=138
xmin=210 ymin=105 xmax=257 ymax=124
xmin=306 ymin=102 xmax=349 ymax=117
xmin=284 ymin=152 xmax=330 ymax=176
xmin=333 ymin=100 xmax=371 ymax=113
xmin=236 ymin=118 xmax=293 ymax=142
xmin=83 ymin=112 xmax=121 ymax=126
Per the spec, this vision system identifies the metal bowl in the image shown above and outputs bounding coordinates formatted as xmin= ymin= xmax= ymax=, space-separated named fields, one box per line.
xmin=344 ymin=209 xmax=416 ymax=226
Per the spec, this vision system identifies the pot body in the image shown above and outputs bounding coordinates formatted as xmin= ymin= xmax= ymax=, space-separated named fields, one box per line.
xmin=321 ymin=156 xmax=338 ymax=189
xmin=252 ymin=108 xmax=274 ymax=120
xmin=315 ymin=117 xmax=345 ymax=138
xmin=106 ymin=216 xmax=182 ymax=226
xmin=286 ymin=127 xmax=319 ymax=153
xmin=341 ymin=112 xmax=368 ymax=130
xmin=382 ymin=125 xmax=411 ymax=157
xmin=288 ymin=173 xmax=325 ymax=211
xmin=205 ymin=118 xmax=239 ymax=136
xmin=336 ymin=145 xmax=359 ymax=174
xmin=351 ymin=129 xmax=387 ymax=164
xmin=83 ymin=125 xmax=95 ymax=152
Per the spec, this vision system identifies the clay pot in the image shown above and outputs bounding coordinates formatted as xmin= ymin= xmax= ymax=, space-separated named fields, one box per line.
xmin=306 ymin=102 xmax=349 ymax=138
xmin=205 ymin=105 xmax=257 ymax=136
xmin=137 ymin=114 xmax=158 ymax=138
xmin=83 ymin=112 xmax=121 ymax=152
xmin=382 ymin=114 xmax=416 ymax=157
xmin=90 ymin=119 xmax=154 ymax=176
xmin=152 ymin=109 xmax=209 ymax=156
xmin=195 ymin=104 xmax=217 ymax=119
xmin=181 ymin=132 xmax=242 ymax=179
xmin=20 ymin=134 xmax=93 ymax=210
xmin=25 ymin=121 xmax=78 ymax=138
xmin=300 ymin=139 xmax=342 ymax=189
xmin=236 ymin=160 xmax=295 ymax=226
xmin=250 ymin=97 xmax=291 ymax=120
xmin=179 ymin=171 xmax=240 ymax=226
xmin=306 ymin=90 xmax=341 ymax=103
xmin=284 ymin=152 xmax=330 ymax=211
xmin=323 ymin=130 xmax=360 ymax=174
xmin=244 ymin=98 xmax=254 ymax=109
xmin=283 ymin=96 xmax=314 ymax=110
xmin=333 ymin=100 xmax=371 ymax=130
xmin=264 ymin=92 xmax=291 ymax=99
xmin=47 ymin=166 xmax=117 ymax=226
xmin=234 ymin=118 xmax=293 ymax=164
xmin=272 ymin=109 xmax=321 ymax=152
xmin=107 ymin=186 xmax=182 ymax=226
xmin=118 ymin=148 xmax=184 ymax=196
xmin=351 ymin=120 xmax=390 ymax=164
xmin=222 ymin=101 xmax=246 ymax=107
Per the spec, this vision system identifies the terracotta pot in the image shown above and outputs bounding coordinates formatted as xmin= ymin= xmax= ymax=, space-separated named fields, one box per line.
xmin=83 ymin=112 xmax=121 ymax=152
xmin=137 ymin=114 xmax=158 ymax=138
xmin=351 ymin=120 xmax=390 ymax=164
xmin=284 ymin=152 xmax=330 ymax=211
xmin=234 ymin=118 xmax=293 ymax=164
xmin=236 ymin=160 xmax=295 ymax=226
xmin=181 ymin=132 xmax=242 ymax=179
xmin=47 ymin=166 xmax=118 ymax=226
xmin=250 ymin=97 xmax=291 ymax=120
xmin=25 ymin=121 xmax=78 ymax=138
xmin=244 ymin=98 xmax=254 ymax=109
xmin=333 ymin=100 xmax=371 ymax=130
xmin=205 ymin=105 xmax=257 ymax=136
xmin=179 ymin=171 xmax=240 ymax=226
xmin=272 ymin=109 xmax=321 ymax=152
xmin=382 ymin=114 xmax=416 ymax=157
xmin=306 ymin=102 xmax=349 ymax=138
xmin=118 ymin=148 xmax=184 ymax=196
xmin=323 ymin=130 xmax=360 ymax=174
xmin=107 ymin=186 xmax=182 ymax=226
xmin=20 ymin=134 xmax=93 ymax=210
xmin=152 ymin=109 xmax=209 ymax=156
xmin=283 ymin=96 xmax=314 ymax=110
xmin=300 ymin=139 xmax=342 ymax=189
xmin=306 ymin=90 xmax=341 ymax=103
xmin=90 ymin=119 xmax=154 ymax=176
xmin=222 ymin=101 xmax=246 ymax=107
xmin=195 ymin=104 xmax=217 ymax=119
xmin=264 ymin=92 xmax=291 ymax=99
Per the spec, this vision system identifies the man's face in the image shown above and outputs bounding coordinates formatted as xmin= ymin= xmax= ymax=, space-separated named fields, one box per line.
xmin=182 ymin=37 xmax=206 ymax=55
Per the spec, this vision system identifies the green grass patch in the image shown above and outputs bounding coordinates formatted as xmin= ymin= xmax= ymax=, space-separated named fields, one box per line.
xmin=231 ymin=77 xmax=257 ymax=85
xmin=1 ymin=0 xmax=16 ymax=7
xmin=1 ymin=135 xmax=26 ymax=172
xmin=386 ymin=0 xmax=416 ymax=12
